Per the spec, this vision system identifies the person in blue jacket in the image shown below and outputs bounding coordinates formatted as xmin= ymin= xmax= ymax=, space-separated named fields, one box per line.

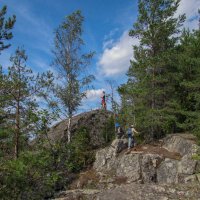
xmin=115 ymin=121 xmax=121 ymax=138
xmin=114 ymin=114 xmax=123 ymax=139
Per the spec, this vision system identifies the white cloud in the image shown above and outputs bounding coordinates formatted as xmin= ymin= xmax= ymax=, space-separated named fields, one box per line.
xmin=177 ymin=0 xmax=200 ymax=30
xmin=103 ymin=39 xmax=114 ymax=50
xmin=85 ymin=89 xmax=105 ymax=101
xmin=103 ymin=28 xmax=119 ymax=41
xmin=32 ymin=59 xmax=51 ymax=71
xmin=98 ymin=0 xmax=199 ymax=78
xmin=98 ymin=31 xmax=139 ymax=77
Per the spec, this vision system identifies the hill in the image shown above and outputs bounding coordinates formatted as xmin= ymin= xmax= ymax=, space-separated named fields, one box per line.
xmin=47 ymin=109 xmax=113 ymax=148
xmin=54 ymin=134 xmax=200 ymax=200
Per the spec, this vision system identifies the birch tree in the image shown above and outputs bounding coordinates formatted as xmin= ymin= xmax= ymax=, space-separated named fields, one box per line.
xmin=52 ymin=10 xmax=94 ymax=142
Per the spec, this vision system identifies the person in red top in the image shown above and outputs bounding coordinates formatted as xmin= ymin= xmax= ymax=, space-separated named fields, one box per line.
xmin=101 ymin=91 xmax=106 ymax=110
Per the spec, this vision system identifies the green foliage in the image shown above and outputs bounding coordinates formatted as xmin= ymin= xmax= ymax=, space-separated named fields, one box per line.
xmin=174 ymin=30 xmax=200 ymax=134
xmin=192 ymin=154 xmax=200 ymax=161
xmin=52 ymin=10 xmax=94 ymax=116
xmin=0 ymin=5 xmax=16 ymax=53
xmin=0 ymin=151 xmax=59 ymax=200
xmin=1 ymin=47 xmax=54 ymax=158
xmin=52 ymin=10 xmax=95 ymax=141
xmin=65 ymin=127 xmax=94 ymax=172
xmin=102 ymin=116 xmax=115 ymax=144
xmin=119 ymin=0 xmax=186 ymax=140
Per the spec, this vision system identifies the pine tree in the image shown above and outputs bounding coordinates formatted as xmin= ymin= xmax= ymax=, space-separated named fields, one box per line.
xmin=119 ymin=0 xmax=185 ymax=140
xmin=52 ymin=10 xmax=94 ymax=143
xmin=175 ymin=28 xmax=200 ymax=133
xmin=0 ymin=5 xmax=16 ymax=131
xmin=1 ymin=48 xmax=54 ymax=159
xmin=0 ymin=5 xmax=16 ymax=54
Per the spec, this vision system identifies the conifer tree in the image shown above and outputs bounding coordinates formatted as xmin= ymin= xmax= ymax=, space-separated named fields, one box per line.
xmin=175 ymin=28 xmax=200 ymax=133
xmin=0 ymin=5 xmax=16 ymax=130
xmin=0 ymin=5 xmax=16 ymax=54
xmin=119 ymin=0 xmax=185 ymax=140
xmin=1 ymin=48 xmax=54 ymax=159
xmin=52 ymin=10 xmax=94 ymax=143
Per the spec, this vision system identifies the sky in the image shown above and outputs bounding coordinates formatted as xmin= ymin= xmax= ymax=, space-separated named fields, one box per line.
xmin=1 ymin=0 xmax=200 ymax=113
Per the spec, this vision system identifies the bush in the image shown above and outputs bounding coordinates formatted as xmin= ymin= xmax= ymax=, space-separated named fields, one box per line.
xmin=65 ymin=127 xmax=95 ymax=172
xmin=102 ymin=116 xmax=115 ymax=144
xmin=0 ymin=151 xmax=59 ymax=200
xmin=0 ymin=127 xmax=97 ymax=199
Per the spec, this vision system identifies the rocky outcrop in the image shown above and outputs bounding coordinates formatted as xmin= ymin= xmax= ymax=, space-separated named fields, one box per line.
xmin=54 ymin=134 xmax=200 ymax=200
xmin=47 ymin=109 xmax=113 ymax=148
xmin=94 ymin=134 xmax=200 ymax=184
xmin=163 ymin=133 xmax=198 ymax=156
xmin=55 ymin=183 xmax=200 ymax=200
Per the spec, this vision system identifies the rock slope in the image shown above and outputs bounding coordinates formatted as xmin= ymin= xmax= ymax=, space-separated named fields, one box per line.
xmin=94 ymin=134 xmax=200 ymax=184
xmin=48 ymin=109 xmax=113 ymax=148
xmin=54 ymin=134 xmax=200 ymax=200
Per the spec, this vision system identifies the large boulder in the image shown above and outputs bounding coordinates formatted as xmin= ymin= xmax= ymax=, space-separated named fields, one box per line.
xmin=116 ymin=154 xmax=141 ymax=182
xmin=93 ymin=139 xmax=128 ymax=173
xmin=163 ymin=134 xmax=198 ymax=156
xmin=178 ymin=153 xmax=198 ymax=175
xmin=47 ymin=109 xmax=113 ymax=148
xmin=111 ymin=139 xmax=128 ymax=154
xmin=141 ymin=154 xmax=163 ymax=183
xmin=157 ymin=158 xmax=179 ymax=183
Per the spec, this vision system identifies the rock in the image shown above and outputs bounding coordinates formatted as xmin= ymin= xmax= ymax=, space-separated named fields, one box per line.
xmin=163 ymin=134 xmax=197 ymax=156
xmin=94 ymin=139 xmax=127 ymax=172
xmin=54 ymin=183 xmax=200 ymax=200
xmin=141 ymin=154 xmax=163 ymax=183
xmin=94 ymin=134 xmax=200 ymax=185
xmin=196 ymin=161 xmax=200 ymax=173
xmin=116 ymin=154 xmax=141 ymax=182
xmin=54 ymin=189 xmax=100 ymax=200
xmin=157 ymin=158 xmax=179 ymax=183
xmin=47 ymin=109 xmax=113 ymax=148
xmin=184 ymin=174 xmax=197 ymax=183
xmin=55 ymin=134 xmax=200 ymax=200
xmin=93 ymin=146 xmax=116 ymax=173
xmin=111 ymin=139 xmax=128 ymax=154
xmin=178 ymin=153 xmax=197 ymax=175
xmin=196 ymin=173 xmax=200 ymax=182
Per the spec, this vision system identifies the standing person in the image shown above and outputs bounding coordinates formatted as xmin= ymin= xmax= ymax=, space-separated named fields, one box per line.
xmin=127 ymin=124 xmax=139 ymax=149
xmin=115 ymin=121 xmax=121 ymax=139
xmin=101 ymin=91 xmax=106 ymax=110
xmin=114 ymin=114 xmax=123 ymax=139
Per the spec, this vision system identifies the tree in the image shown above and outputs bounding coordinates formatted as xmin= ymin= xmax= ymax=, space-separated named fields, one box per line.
xmin=1 ymin=47 xmax=54 ymax=159
xmin=174 ymin=28 xmax=200 ymax=133
xmin=0 ymin=5 xmax=16 ymax=130
xmin=0 ymin=5 xmax=16 ymax=54
xmin=119 ymin=0 xmax=185 ymax=140
xmin=52 ymin=10 xmax=94 ymax=143
xmin=106 ymin=80 xmax=119 ymax=114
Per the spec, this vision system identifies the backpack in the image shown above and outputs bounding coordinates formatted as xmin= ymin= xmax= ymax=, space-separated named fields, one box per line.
xmin=127 ymin=128 xmax=132 ymax=137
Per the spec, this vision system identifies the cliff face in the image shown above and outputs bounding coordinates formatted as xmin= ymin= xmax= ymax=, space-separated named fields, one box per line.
xmin=94 ymin=134 xmax=200 ymax=184
xmin=47 ymin=109 xmax=113 ymax=148
xmin=54 ymin=134 xmax=200 ymax=200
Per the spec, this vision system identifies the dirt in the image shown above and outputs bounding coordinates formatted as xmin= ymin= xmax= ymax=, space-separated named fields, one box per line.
xmin=125 ymin=143 xmax=182 ymax=160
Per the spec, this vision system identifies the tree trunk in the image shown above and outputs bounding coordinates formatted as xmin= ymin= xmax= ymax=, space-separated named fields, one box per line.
xmin=14 ymin=100 xmax=20 ymax=159
xmin=67 ymin=117 xmax=71 ymax=143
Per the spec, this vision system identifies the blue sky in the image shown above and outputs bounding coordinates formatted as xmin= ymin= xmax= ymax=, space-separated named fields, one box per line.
xmin=1 ymin=0 xmax=200 ymax=112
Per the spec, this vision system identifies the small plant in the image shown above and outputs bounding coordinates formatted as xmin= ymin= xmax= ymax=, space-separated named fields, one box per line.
xmin=102 ymin=116 xmax=115 ymax=144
